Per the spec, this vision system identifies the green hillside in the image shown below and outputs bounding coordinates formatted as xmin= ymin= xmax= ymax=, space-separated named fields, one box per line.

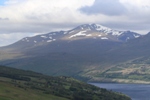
xmin=0 ymin=65 xmax=131 ymax=100
xmin=0 ymin=82 xmax=67 ymax=100
xmin=90 ymin=57 xmax=150 ymax=84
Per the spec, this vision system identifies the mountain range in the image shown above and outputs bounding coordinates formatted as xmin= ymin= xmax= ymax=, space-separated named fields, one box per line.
xmin=0 ymin=23 xmax=150 ymax=83
xmin=13 ymin=24 xmax=141 ymax=46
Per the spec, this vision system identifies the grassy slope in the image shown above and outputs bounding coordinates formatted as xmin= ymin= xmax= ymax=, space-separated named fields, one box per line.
xmin=0 ymin=81 xmax=67 ymax=100
xmin=0 ymin=65 xmax=131 ymax=100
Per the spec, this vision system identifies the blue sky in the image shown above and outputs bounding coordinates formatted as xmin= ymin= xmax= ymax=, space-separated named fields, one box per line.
xmin=0 ymin=0 xmax=7 ymax=6
xmin=0 ymin=0 xmax=150 ymax=46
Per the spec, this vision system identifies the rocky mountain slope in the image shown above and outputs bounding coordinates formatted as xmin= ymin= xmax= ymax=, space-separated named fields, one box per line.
xmin=90 ymin=32 xmax=150 ymax=83
xmin=13 ymin=24 xmax=140 ymax=48
xmin=0 ymin=23 xmax=147 ymax=82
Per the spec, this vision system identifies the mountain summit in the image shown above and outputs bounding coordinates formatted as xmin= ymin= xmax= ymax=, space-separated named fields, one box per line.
xmin=68 ymin=24 xmax=140 ymax=41
xmin=0 ymin=23 xmax=143 ymax=81
xmin=16 ymin=24 xmax=141 ymax=48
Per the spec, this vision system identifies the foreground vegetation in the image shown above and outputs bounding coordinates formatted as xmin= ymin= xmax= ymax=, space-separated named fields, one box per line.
xmin=0 ymin=65 xmax=131 ymax=100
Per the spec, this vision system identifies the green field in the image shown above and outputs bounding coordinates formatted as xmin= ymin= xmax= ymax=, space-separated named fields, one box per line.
xmin=0 ymin=65 xmax=131 ymax=100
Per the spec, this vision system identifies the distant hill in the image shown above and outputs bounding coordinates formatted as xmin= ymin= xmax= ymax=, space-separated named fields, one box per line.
xmin=0 ymin=23 xmax=140 ymax=72
xmin=0 ymin=65 xmax=131 ymax=100
xmin=1 ymin=23 xmax=150 ymax=83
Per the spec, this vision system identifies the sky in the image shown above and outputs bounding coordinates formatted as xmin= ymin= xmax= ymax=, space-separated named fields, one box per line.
xmin=0 ymin=0 xmax=7 ymax=5
xmin=0 ymin=0 xmax=150 ymax=46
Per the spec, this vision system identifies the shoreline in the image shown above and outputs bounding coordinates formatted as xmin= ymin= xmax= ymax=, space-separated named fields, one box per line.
xmin=88 ymin=78 xmax=150 ymax=84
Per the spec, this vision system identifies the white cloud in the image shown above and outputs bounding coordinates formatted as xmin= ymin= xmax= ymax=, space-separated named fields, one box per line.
xmin=1 ymin=0 xmax=94 ymax=22
xmin=0 ymin=0 xmax=95 ymax=33
xmin=120 ymin=0 xmax=150 ymax=19
xmin=0 ymin=32 xmax=31 ymax=46
xmin=0 ymin=0 xmax=150 ymax=46
xmin=80 ymin=0 xmax=127 ymax=16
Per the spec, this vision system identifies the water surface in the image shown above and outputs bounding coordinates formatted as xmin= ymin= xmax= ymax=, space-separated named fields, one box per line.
xmin=90 ymin=83 xmax=150 ymax=100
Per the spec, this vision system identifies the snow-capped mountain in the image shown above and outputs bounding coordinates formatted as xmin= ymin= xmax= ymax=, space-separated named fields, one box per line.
xmin=0 ymin=23 xmax=148 ymax=78
xmin=19 ymin=24 xmax=141 ymax=46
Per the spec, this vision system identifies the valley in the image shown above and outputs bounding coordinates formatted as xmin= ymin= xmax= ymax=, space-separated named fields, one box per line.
xmin=1 ymin=1 xmax=150 ymax=100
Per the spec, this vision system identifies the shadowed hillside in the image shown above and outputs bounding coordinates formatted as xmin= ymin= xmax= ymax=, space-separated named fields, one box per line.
xmin=0 ymin=65 xmax=131 ymax=100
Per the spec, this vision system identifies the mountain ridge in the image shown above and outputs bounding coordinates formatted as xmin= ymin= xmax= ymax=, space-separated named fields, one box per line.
xmin=9 ymin=23 xmax=141 ymax=50
xmin=0 ymin=23 xmax=149 ymax=83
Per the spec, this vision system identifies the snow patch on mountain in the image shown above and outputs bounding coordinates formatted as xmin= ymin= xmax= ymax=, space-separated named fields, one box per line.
xmin=69 ymin=31 xmax=87 ymax=38
xmin=53 ymin=39 xmax=56 ymax=41
xmin=92 ymin=24 xmax=124 ymax=36
xmin=134 ymin=34 xmax=140 ymax=38
xmin=49 ymin=37 xmax=52 ymax=39
xmin=63 ymin=31 xmax=68 ymax=34
xmin=98 ymin=35 xmax=102 ymax=37
xmin=22 ymin=38 xmax=29 ymax=42
xmin=101 ymin=37 xmax=108 ymax=39
xmin=47 ymin=40 xmax=52 ymax=42
xmin=95 ymin=24 xmax=111 ymax=31
xmin=112 ymin=31 xmax=123 ymax=36
xmin=41 ymin=35 xmax=48 ymax=38
xmin=34 ymin=41 xmax=37 ymax=43
xmin=20 ymin=23 xmax=141 ymax=44
xmin=86 ymin=34 xmax=92 ymax=37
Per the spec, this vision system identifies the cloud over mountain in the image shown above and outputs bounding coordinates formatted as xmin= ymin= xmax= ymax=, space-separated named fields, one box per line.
xmin=80 ymin=0 xmax=127 ymax=16
xmin=0 ymin=0 xmax=150 ymax=46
